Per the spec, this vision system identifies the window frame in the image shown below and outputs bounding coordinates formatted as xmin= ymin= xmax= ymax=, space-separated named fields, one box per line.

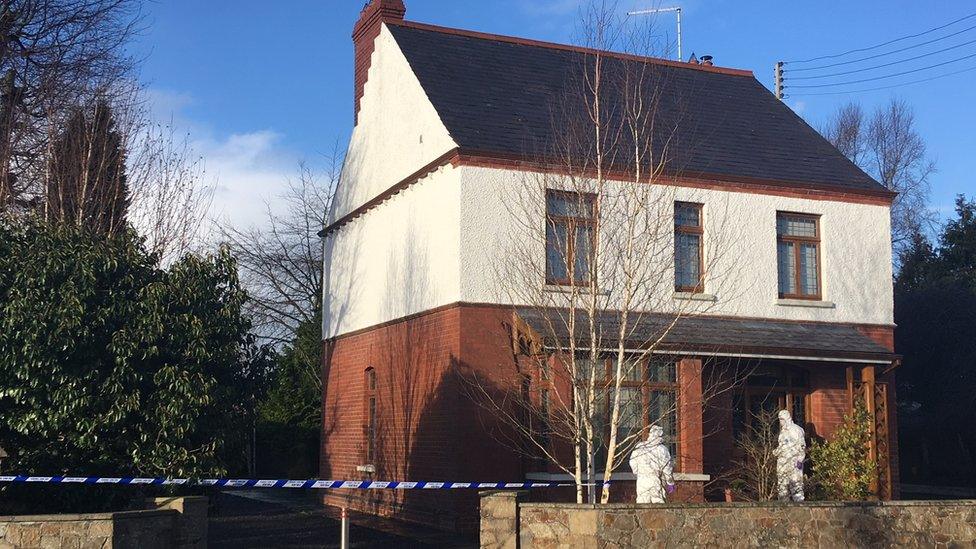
xmin=578 ymin=355 xmax=681 ymax=472
xmin=674 ymin=201 xmax=705 ymax=293
xmin=364 ymin=367 xmax=377 ymax=464
xmin=776 ymin=212 xmax=822 ymax=300
xmin=545 ymin=190 xmax=598 ymax=287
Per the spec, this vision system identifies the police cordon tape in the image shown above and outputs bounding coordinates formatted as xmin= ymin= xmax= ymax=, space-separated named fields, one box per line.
xmin=0 ymin=475 xmax=608 ymax=490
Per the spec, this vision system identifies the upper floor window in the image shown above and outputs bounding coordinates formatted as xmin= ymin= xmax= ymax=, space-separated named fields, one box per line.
xmin=674 ymin=202 xmax=704 ymax=292
xmin=546 ymin=191 xmax=596 ymax=285
xmin=777 ymin=213 xmax=821 ymax=300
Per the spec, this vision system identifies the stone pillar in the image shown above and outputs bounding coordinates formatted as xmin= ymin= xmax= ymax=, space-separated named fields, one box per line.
xmin=149 ymin=496 xmax=208 ymax=548
xmin=678 ymin=357 xmax=704 ymax=474
xmin=480 ymin=491 xmax=522 ymax=549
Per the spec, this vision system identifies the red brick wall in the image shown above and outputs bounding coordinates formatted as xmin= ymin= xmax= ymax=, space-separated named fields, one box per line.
xmin=808 ymin=365 xmax=849 ymax=440
xmin=320 ymin=304 xmax=522 ymax=531
xmin=321 ymin=305 xmax=471 ymax=529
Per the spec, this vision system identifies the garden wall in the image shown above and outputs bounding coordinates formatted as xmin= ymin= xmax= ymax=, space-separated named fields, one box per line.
xmin=480 ymin=491 xmax=976 ymax=548
xmin=0 ymin=496 xmax=207 ymax=548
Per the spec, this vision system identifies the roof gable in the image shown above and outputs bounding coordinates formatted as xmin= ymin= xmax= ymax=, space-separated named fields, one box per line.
xmin=387 ymin=22 xmax=886 ymax=194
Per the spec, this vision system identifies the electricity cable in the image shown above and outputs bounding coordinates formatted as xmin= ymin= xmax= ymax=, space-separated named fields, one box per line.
xmin=787 ymin=23 xmax=976 ymax=73
xmin=786 ymin=37 xmax=976 ymax=80
xmin=788 ymin=50 xmax=976 ymax=89
xmin=785 ymin=12 xmax=976 ymax=64
xmin=786 ymin=63 xmax=976 ymax=96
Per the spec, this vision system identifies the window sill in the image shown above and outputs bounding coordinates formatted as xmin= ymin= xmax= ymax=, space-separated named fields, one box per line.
xmin=525 ymin=471 xmax=710 ymax=482
xmin=673 ymin=292 xmax=717 ymax=302
xmin=776 ymin=299 xmax=835 ymax=309
xmin=543 ymin=284 xmax=610 ymax=297
xmin=356 ymin=464 xmax=376 ymax=473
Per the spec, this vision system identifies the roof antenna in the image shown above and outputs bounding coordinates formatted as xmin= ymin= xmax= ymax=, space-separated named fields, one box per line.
xmin=627 ymin=6 xmax=682 ymax=62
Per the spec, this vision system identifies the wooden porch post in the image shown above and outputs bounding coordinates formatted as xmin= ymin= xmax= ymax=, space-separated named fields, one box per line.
xmin=861 ymin=365 xmax=879 ymax=499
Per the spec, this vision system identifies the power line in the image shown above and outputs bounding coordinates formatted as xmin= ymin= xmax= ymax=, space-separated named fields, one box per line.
xmin=787 ymin=63 xmax=976 ymax=97
xmin=788 ymin=50 xmax=976 ymax=88
xmin=785 ymin=11 xmax=976 ymax=64
xmin=787 ymin=22 xmax=976 ymax=72
xmin=786 ymin=37 xmax=976 ymax=80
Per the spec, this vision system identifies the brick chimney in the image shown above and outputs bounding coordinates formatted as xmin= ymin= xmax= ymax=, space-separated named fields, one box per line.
xmin=353 ymin=0 xmax=406 ymax=124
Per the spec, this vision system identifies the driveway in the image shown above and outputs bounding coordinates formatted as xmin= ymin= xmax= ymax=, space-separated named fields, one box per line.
xmin=208 ymin=490 xmax=476 ymax=548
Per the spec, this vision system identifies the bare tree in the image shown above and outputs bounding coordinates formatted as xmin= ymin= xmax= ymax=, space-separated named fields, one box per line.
xmin=125 ymin=115 xmax=212 ymax=265
xmin=821 ymin=98 xmax=935 ymax=253
xmin=724 ymin=409 xmax=780 ymax=502
xmin=222 ymin=152 xmax=340 ymax=346
xmin=462 ymin=2 xmax=748 ymax=504
xmin=0 ymin=0 xmax=143 ymax=211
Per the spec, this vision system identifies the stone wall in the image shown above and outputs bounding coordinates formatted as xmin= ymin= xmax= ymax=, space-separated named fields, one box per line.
xmin=480 ymin=492 xmax=976 ymax=548
xmin=0 ymin=496 xmax=207 ymax=548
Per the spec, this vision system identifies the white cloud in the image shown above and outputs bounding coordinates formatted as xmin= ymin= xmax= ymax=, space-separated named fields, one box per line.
xmin=198 ymin=129 xmax=298 ymax=231
xmin=143 ymin=87 xmax=299 ymax=235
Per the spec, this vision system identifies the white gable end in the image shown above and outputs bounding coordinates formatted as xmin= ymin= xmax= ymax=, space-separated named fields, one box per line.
xmin=331 ymin=24 xmax=457 ymax=223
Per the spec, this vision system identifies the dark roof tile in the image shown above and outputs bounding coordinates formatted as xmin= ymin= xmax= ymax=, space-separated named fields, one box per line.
xmin=516 ymin=307 xmax=893 ymax=358
xmin=388 ymin=23 xmax=885 ymax=193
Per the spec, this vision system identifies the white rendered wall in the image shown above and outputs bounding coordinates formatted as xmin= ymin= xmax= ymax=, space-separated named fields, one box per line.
xmin=330 ymin=24 xmax=458 ymax=223
xmin=323 ymin=165 xmax=461 ymax=338
xmin=458 ymin=166 xmax=894 ymax=326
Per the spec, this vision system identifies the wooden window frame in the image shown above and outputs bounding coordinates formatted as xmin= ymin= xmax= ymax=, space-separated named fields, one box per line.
xmin=364 ymin=367 xmax=377 ymax=464
xmin=545 ymin=190 xmax=598 ymax=287
xmin=578 ymin=355 xmax=681 ymax=472
xmin=674 ymin=201 xmax=705 ymax=293
xmin=776 ymin=212 xmax=823 ymax=300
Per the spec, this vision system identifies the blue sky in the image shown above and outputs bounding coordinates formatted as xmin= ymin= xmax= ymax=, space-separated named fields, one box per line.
xmin=132 ymin=0 xmax=976 ymax=228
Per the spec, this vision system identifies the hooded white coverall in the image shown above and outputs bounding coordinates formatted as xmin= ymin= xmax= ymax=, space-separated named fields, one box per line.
xmin=774 ymin=409 xmax=806 ymax=502
xmin=629 ymin=425 xmax=675 ymax=504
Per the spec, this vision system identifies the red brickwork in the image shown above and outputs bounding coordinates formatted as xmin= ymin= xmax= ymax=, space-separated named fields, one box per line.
xmin=677 ymin=358 xmax=704 ymax=474
xmin=320 ymin=304 xmax=523 ymax=531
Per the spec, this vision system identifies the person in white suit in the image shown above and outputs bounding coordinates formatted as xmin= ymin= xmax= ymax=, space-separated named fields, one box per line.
xmin=629 ymin=425 xmax=675 ymax=503
xmin=774 ymin=409 xmax=807 ymax=502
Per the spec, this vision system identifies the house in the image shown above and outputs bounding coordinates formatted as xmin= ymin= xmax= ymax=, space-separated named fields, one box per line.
xmin=321 ymin=0 xmax=899 ymax=531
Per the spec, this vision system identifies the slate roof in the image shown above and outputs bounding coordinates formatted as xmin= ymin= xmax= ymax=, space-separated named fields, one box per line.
xmin=515 ymin=307 xmax=894 ymax=359
xmin=388 ymin=22 xmax=887 ymax=194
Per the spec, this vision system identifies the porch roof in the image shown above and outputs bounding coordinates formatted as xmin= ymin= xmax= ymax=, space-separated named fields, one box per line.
xmin=514 ymin=307 xmax=895 ymax=363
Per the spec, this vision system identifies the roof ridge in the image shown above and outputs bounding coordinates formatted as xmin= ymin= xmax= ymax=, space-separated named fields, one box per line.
xmin=390 ymin=20 xmax=754 ymax=78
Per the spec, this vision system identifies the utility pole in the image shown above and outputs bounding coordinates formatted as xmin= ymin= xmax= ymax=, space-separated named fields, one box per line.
xmin=774 ymin=61 xmax=785 ymax=100
xmin=628 ymin=6 xmax=682 ymax=61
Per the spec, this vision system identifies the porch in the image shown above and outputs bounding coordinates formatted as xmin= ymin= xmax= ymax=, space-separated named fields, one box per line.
xmin=511 ymin=308 xmax=898 ymax=501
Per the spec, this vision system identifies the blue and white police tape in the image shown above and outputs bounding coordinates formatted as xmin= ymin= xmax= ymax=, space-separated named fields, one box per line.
xmin=0 ymin=475 xmax=607 ymax=490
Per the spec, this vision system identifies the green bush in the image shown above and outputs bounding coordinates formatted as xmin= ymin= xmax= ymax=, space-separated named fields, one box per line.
xmin=808 ymin=405 xmax=876 ymax=500
xmin=0 ymin=220 xmax=270 ymax=512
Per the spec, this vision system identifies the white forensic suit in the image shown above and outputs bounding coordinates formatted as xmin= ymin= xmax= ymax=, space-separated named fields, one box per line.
xmin=774 ymin=409 xmax=807 ymax=502
xmin=629 ymin=425 xmax=675 ymax=504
